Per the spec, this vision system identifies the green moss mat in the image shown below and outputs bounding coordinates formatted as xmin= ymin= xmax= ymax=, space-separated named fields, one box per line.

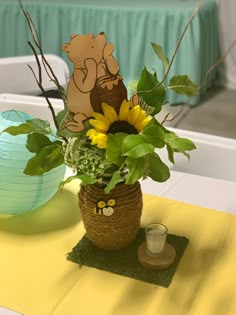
xmin=67 ymin=229 xmax=189 ymax=287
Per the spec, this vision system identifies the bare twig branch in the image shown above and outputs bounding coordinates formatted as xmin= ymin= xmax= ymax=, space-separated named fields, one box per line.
xmin=137 ymin=0 xmax=205 ymax=95
xmin=27 ymin=41 xmax=59 ymax=127
xmin=27 ymin=68 xmax=59 ymax=130
xmin=27 ymin=13 xmax=62 ymax=87
xmin=161 ymin=105 xmax=185 ymax=125
xmin=18 ymin=0 xmax=67 ymax=105
xmin=28 ymin=41 xmax=42 ymax=84
xmin=194 ymin=39 xmax=236 ymax=96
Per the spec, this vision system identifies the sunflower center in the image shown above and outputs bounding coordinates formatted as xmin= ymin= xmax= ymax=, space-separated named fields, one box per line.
xmin=108 ymin=120 xmax=138 ymax=135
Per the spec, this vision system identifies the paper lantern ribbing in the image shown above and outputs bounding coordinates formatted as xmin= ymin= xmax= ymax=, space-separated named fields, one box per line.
xmin=0 ymin=110 xmax=66 ymax=215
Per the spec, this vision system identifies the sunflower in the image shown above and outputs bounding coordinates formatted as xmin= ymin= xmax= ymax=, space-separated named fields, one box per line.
xmin=86 ymin=100 xmax=151 ymax=148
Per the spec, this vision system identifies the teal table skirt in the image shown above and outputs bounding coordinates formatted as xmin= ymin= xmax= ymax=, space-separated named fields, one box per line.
xmin=0 ymin=0 xmax=219 ymax=105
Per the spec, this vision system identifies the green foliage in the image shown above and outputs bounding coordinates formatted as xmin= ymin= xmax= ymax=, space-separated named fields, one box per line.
xmin=123 ymin=135 xmax=155 ymax=158
xmin=137 ymin=67 xmax=166 ymax=115
xmin=0 ymin=39 xmax=198 ymax=193
xmin=2 ymin=118 xmax=51 ymax=136
xmin=104 ymin=171 xmax=122 ymax=194
xmin=24 ymin=143 xmax=64 ymax=175
xmin=58 ymin=174 xmax=97 ymax=191
xmin=145 ymin=153 xmax=170 ymax=182
xmin=106 ymin=133 xmax=127 ymax=166
xmin=168 ymin=75 xmax=198 ymax=97
xmin=151 ymin=42 xmax=169 ymax=72
xmin=141 ymin=124 xmax=165 ymax=148
xmin=2 ymin=123 xmax=34 ymax=135
xmin=134 ymin=42 xmax=199 ymax=116
xmin=2 ymin=118 xmax=62 ymax=175
xmin=125 ymin=157 xmax=145 ymax=184
xmin=26 ymin=133 xmax=52 ymax=153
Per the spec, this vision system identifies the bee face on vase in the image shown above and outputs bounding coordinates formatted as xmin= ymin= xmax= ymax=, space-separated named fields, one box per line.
xmin=94 ymin=199 xmax=116 ymax=216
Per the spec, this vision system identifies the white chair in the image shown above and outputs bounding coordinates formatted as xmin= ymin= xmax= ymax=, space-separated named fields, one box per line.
xmin=0 ymin=54 xmax=70 ymax=95
xmin=0 ymin=93 xmax=64 ymax=127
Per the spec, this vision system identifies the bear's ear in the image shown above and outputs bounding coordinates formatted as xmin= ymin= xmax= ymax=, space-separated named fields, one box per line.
xmin=62 ymin=43 xmax=70 ymax=53
xmin=70 ymin=34 xmax=77 ymax=40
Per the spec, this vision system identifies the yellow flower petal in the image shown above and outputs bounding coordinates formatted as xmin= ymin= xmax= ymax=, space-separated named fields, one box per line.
xmin=136 ymin=108 xmax=147 ymax=122
xmin=127 ymin=105 xmax=141 ymax=126
xmin=119 ymin=100 xmax=132 ymax=121
xmin=102 ymin=103 xmax=118 ymax=123
xmin=91 ymin=134 xmax=107 ymax=148
xmin=92 ymin=112 xmax=111 ymax=127
xmin=89 ymin=119 xmax=109 ymax=133
xmin=86 ymin=128 xmax=98 ymax=139
xmin=134 ymin=117 xmax=152 ymax=132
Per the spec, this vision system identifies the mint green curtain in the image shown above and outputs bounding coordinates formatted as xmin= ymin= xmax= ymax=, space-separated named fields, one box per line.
xmin=0 ymin=0 xmax=219 ymax=105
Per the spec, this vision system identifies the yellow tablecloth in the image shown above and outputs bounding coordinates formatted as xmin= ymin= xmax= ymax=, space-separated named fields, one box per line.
xmin=0 ymin=181 xmax=236 ymax=315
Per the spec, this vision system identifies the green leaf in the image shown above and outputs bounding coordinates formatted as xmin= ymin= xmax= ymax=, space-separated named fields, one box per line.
xmin=141 ymin=135 xmax=165 ymax=148
xmin=27 ymin=118 xmax=51 ymax=135
xmin=123 ymin=134 xmax=146 ymax=153
xmin=137 ymin=67 xmax=165 ymax=115
xmin=163 ymin=130 xmax=177 ymax=141
xmin=24 ymin=144 xmax=64 ymax=175
xmin=173 ymin=148 xmax=191 ymax=160
xmin=142 ymin=117 xmax=161 ymax=130
xmin=141 ymin=124 xmax=165 ymax=148
xmin=26 ymin=133 xmax=52 ymax=153
xmin=168 ymin=75 xmax=198 ymax=97
xmin=58 ymin=174 xmax=97 ymax=191
xmin=126 ymin=157 xmax=145 ymax=184
xmin=2 ymin=123 xmax=33 ymax=135
xmin=146 ymin=153 xmax=170 ymax=182
xmin=142 ymin=124 xmax=165 ymax=138
xmin=166 ymin=144 xmax=175 ymax=164
xmin=56 ymin=108 xmax=68 ymax=126
xmin=106 ymin=133 xmax=127 ymax=166
xmin=123 ymin=134 xmax=155 ymax=158
xmin=151 ymin=42 xmax=169 ymax=72
xmin=104 ymin=171 xmax=122 ymax=194
xmin=124 ymin=143 xmax=154 ymax=158
xmin=58 ymin=175 xmax=79 ymax=191
xmin=169 ymin=137 xmax=196 ymax=151
xmin=76 ymin=174 xmax=98 ymax=185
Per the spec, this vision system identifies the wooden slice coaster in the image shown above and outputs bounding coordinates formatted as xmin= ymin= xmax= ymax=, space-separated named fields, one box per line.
xmin=138 ymin=242 xmax=176 ymax=270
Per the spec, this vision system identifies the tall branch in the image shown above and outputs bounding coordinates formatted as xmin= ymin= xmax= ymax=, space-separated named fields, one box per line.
xmin=27 ymin=42 xmax=59 ymax=130
xmin=137 ymin=0 xmax=205 ymax=95
xmin=18 ymin=0 xmax=67 ymax=105
xmin=194 ymin=39 xmax=236 ymax=96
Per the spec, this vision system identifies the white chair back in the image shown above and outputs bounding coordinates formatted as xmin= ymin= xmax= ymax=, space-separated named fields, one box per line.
xmin=0 ymin=54 xmax=70 ymax=95
xmin=0 ymin=93 xmax=64 ymax=127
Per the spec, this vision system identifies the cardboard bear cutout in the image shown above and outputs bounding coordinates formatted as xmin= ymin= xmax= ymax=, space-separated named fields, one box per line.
xmin=61 ymin=32 xmax=127 ymax=132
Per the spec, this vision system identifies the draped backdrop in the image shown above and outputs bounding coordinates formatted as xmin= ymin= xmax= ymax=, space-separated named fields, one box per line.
xmin=0 ymin=0 xmax=219 ymax=105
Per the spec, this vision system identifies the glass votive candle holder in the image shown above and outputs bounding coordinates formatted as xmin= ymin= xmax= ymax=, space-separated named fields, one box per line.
xmin=145 ymin=223 xmax=168 ymax=256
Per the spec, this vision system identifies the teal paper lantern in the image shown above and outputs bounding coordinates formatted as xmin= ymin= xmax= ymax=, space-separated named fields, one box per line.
xmin=0 ymin=110 xmax=66 ymax=215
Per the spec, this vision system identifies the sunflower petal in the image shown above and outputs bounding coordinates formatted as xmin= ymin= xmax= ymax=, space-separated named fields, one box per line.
xmin=102 ymin=103 xmax=118 ymax=123
xmin=127 ymin=105 xmax=141 ymax=125
xmin=86 ymin=128 xmax=98 ymax=139
xmin=92 ymin=112 xmax=111 ymax=126
xmin=134 ymin=117 xmax=152 ymax=132
xmin=89 ymin=119 xmax=109 ymax=133
xmin=119 ymin=100 xmax=132 ymax=121
xmin=91 ymin=133 xmax=108 ymax=148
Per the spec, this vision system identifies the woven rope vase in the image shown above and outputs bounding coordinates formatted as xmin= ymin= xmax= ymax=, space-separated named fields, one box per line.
xmin=78 ymin=181 xmax=143 ymax=250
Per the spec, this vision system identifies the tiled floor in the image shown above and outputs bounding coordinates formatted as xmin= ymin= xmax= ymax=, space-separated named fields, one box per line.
xmin=170 ymin=86 xmax=236 ymax=140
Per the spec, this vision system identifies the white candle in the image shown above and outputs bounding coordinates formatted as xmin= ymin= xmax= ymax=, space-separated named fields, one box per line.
xmin=145 ymin=223 xmax=168 ymax=255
